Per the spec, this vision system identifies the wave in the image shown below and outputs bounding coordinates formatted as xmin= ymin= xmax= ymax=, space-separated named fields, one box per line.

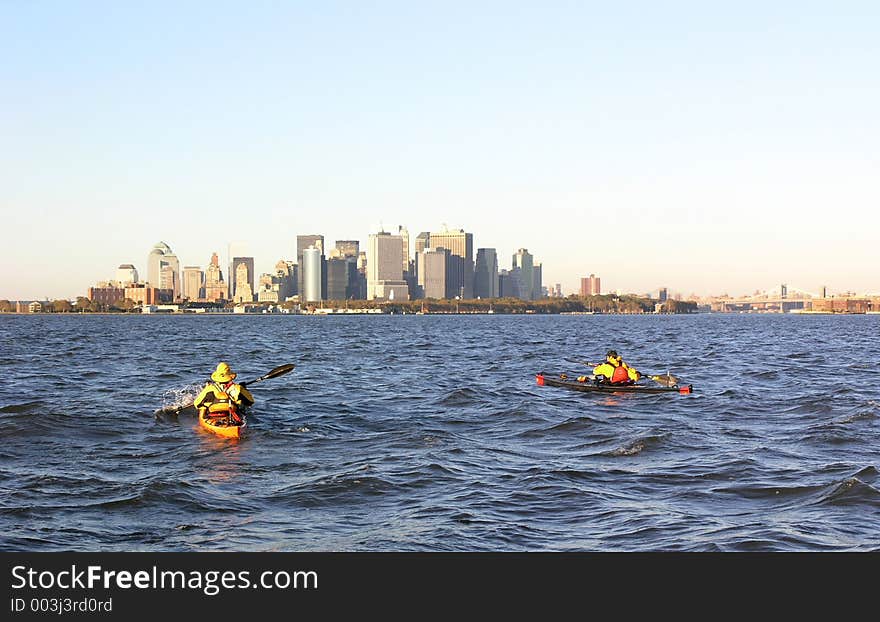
xmin=600 ymin=432 xmax=668 ymax=457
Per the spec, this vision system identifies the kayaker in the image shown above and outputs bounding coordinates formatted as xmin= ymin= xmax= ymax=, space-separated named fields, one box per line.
xmin=193 ymin=362 xmax=254 ymax=424
xmin=592 ymin=350 xmax=641 ymax=385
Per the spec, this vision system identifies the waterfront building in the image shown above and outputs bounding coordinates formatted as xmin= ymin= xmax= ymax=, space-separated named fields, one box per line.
xmin=88 ymin=286 xmax=126 ymax=306
xmin=233 ymin=262 xmax=254 ymax=303
xmin=659 ymin=287 xmax=668 ymax=302
xmin=512 ymin=249 xmax=534 ymax=300
xmin=419 ymin=248 xmax=448 ymax=299
xmin=147 ymin=242 xmax=180 ymax=299
xmin=367 ymin=231 xmax=409 ymax=300
xmin=429 ymin=228 xmax=473 ymax=298
xmin=533 ymin=263 xmax=543 ymax=299
xmin=326 ymin=256 xmax=360 ymax=300
xmin=204 ymin=252 xmax=227 ymax=302
xmin=124 ymin=283 xmax=160 ymax=305
xmin=231 ymin=257 xmax=255 ymax=302
xmin=182 ymin=266 xmax=204 ymax=301
xmin=302 ymin=246 xmax=322 ymax=302
xmin=580 ymin=274 xmax=601 ymax=296
xmin=474 ymin=248 xmax=499 ymax=299
xmin=297 ymin=235 xmax=325 ymax=297
xmin=116 ymin=264 xmax=139 ymax=286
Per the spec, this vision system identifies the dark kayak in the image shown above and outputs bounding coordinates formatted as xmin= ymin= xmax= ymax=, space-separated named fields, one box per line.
xmin=536 ymin=373 xmax=693 ymax=395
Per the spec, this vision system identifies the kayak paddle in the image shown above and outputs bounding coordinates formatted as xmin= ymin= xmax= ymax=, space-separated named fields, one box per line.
xmin=159 ymin=363 xmax=296 ymax=415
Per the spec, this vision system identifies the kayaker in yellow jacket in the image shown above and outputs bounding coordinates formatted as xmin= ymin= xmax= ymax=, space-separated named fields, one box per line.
xmin=193 ymin=362 xmax=254 ymax=423
xmin=592 ymin=350 xmax=641 ymax=385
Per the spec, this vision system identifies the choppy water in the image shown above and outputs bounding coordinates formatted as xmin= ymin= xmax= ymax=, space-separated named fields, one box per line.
xmin=1 ymin=314 xmax=878 ymax=551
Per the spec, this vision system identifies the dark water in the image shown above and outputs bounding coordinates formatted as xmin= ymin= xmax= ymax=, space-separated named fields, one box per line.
xmin=1 ymin=314 xmax=878 ymax=551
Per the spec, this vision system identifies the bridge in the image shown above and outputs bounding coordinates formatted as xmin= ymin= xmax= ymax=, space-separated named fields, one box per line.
xmin=714 ymin=284 xmax=821 ymax=312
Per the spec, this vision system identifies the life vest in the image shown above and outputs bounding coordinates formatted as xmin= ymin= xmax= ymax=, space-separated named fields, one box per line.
xmin=204 ymin=382 xmax=239 ymax=420
xmin=610 ymin=362 xmax=632 ymax=384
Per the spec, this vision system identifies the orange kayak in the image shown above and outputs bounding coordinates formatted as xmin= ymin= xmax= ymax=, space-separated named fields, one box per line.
xmin=198 ymin=409 xmax=246 ymax=439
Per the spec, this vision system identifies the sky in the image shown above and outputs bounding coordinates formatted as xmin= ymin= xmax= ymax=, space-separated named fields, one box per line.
xmin=2 ymin=1 xmax=878 ymax=300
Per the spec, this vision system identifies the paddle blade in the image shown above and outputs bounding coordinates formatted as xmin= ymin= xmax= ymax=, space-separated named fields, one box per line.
xmin=647 ymin=374 xmax=678 ymax=388
xmin=249 ymin=363 xmax=296 ymax=385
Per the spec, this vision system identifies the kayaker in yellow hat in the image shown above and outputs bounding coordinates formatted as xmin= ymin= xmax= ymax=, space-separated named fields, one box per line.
xmin=592 ymin=350 xmax=641 ymax=385
xmin=193 ymin=362 xmax=255 ymax=424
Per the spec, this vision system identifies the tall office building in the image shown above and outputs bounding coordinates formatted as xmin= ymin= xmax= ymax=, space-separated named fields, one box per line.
xmin=334 ymin=240 xmax=359 ymax=258
xmin=512 ymin=249 xmax=534 ymax=300
xmin=474 ymin=248 xmax=499 ymax=299
xmin=414 ymin=232 xmax=431 ymax=284
xmin=302 ymin=246 xmax=322 ymax=302
xmin=231 ymin=257 xmax=255 ymax=301
xmin=429 ymin=228 xmax=473 ymax=298
xmin=204 ymin=252 xmax=227 ymax=302
xmin=326 ymin=256 xmax=359 ymax=300
xmin=588 ymin=274 xmax=601 ymax=295
xmin=297 ymin=235 xmax=325 ymax=297
xmin=367 ymin=231 xmax=409 ymax=301
xmin=533 ymin=263 xmax=543 ymax=300
xmin=116 ymin=264 xmax=138 ymax=286
xmin=398 ymin=226 xmax=411 ymax=275
xmin=233 ymin=262 xmax=254 ymax=303
xmin=182 ymin=266 xmax=204 ymax=301
xmin=659 ymin=287 xmax=668 ymax=302
xmin=419 ymin=248 xmax=448 ymax=299
xmin=147 ymin=242 xmax=180 ymax=299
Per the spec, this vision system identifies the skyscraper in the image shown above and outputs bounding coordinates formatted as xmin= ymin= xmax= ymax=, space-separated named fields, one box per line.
xmin=429 ymin=228 xmax=474 ymax=298
xmin=532 ymin=263 xmax=543 ymax=300
xmin=367 ymin=231 xmax=409 ymax=301
xmin=512 ymin=249 xmax=534 ymax=300
xmin=302 ymin=246 xmax=322 ymax=302
xmin=326 ymin=256 xmax=359 ymax=300
xmin=414 ymin=232 xmax=431 ymax=285
xmin=147 ymin=242 xmax=180 ymax=299
xmin=334 ymin=240 xmax=359 ymax=258
xmin=116 ymin=264 xmax=138 ymax=286
xmin=204 ymin=252 xmax=227 ymax=302
xmin=231 ymin=257 xmax=255 ymax=301
xmin=182 ymin=266 xmax=204 ymax=301
xmin=589 ymin=274 xmax=601 ymax=295
xmin=233 ymin=262 xmax=254 ymax=303
xmin=419 ymin=248 xmax=448 ymax=299
xmin=297 ymin=235 xmax=325 ymax=297
xmin=474 ymin=248 xmax=499 ymax=299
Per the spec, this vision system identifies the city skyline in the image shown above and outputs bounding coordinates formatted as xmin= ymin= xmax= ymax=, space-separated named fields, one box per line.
xmin=2 ymin=3 xmax=879 ymax=299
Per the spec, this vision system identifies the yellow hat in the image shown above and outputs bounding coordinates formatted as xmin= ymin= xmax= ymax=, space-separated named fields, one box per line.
xmin=211 ymin=362 xmax=236 ymax=383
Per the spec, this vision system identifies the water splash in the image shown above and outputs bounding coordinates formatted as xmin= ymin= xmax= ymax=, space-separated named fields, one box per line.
xmin=158 ymin=382 xmax=204 ymax=413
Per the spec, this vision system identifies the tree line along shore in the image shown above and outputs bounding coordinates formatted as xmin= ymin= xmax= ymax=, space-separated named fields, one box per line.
xmin=0 ymin=295 xmax=698 ymax=315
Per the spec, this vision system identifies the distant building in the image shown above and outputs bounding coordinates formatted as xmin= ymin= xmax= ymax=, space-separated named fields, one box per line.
xmin=302 ymin=246 xmax=322 ymax=302
xmin=659 ymin=287 xmax=668 ymax=302
xmin=413 ymin=232 xmax=431 ymax=285
xmin=580 ymin=274 xmax=601 ymax=296
xmin=147 ymin=242 xmax=179 ymax=299
xmin=533 ymin=263 xmax=543 ymax=299
xmin=88 ymin=287 xmax=126 ymax=306
xmin=116 ymin=264 xmax=138 ymax=286
xmin=233 ymin=262 xmax=254 ymax=303
xmin=326 ymin=256 xmax=360 ymax=300
xmin=334 ymin=240 xmax=360 ymax=258
xmin=474 ymin=248 xmax=499 ymax=299
xmin=512 ymin=249 xmax=534 ymax=300
xmin=124 ymin=283 xmax=160 ymax=305
xmin=231 ymin=257 xmax=255 ymax=302
xmin=419 ymin=248 xmax=448 ymax=299
xmin=297 ymin=235 xmax=325 ymax=297
xmin=429 ymin=228 xmax=473 ymax=299
xmin=204 ymin=252 xmax=227 ymax=302
xmin=182 ymin=266 xmax=204 ymax=301
xmin=367 ymin=231 xmax=409 ymax=300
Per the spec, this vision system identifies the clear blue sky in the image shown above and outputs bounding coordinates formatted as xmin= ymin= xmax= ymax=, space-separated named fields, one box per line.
xmin=2 ymin=1 xmax=878 ymax=299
